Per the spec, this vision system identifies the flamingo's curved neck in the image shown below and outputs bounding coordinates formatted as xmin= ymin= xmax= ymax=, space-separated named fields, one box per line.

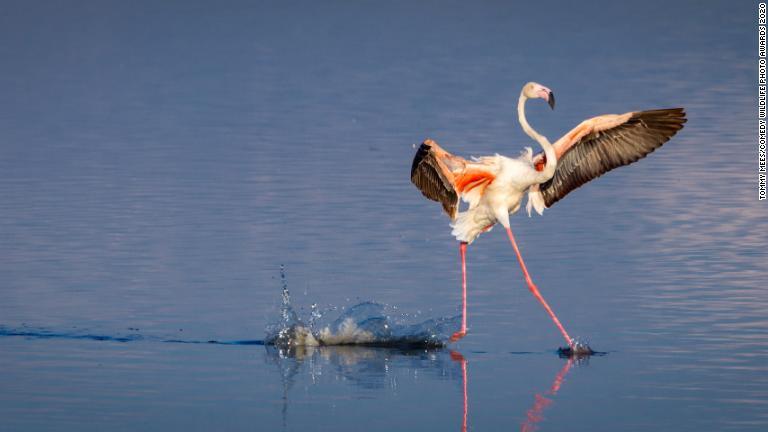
xmin=518 ymin=93 xmax=556 ymax=182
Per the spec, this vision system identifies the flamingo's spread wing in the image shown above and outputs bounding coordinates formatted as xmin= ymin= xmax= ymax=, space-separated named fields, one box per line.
xmin=534 ymin=108 xmax=686 ymax=208
xmin=410 ymin=139 xmax=496 ymax=220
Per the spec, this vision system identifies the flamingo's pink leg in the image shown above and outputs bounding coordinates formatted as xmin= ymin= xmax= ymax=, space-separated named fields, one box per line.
xmin=451 ymin=242 xmax=469 ymax=342
xmin=505 ymin=227 xmax=573 ymax=347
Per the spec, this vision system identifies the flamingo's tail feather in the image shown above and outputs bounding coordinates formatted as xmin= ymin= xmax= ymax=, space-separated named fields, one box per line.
xmin=526 ymin=185 xmax=547 ymax=217
xmin=450 ymin=208 xmax=493 ymax=244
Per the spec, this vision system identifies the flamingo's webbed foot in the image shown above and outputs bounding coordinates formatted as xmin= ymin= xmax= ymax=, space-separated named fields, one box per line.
xmin=557 ymin=339 xmax=595 ymax=357
xmin=450 ymin=330 xmax=467 ymax=342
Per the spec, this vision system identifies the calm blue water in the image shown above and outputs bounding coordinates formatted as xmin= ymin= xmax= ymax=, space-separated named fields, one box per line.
xmin=1 ymin=1 xmax=765 ymax=430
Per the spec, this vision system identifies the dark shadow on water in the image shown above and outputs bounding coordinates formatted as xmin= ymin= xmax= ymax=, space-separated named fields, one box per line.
xmin=164 ymin=339 xmax=265 ymax=345
xmin=0 ymin=325 xmax=148 ymax=343
xmin=509 ymin=349 xmax=609 ymax=358
xmin=558 ymin=347 xmax=609 ymax=358
xmin=0 ymin=324 xmax=265 ymax=345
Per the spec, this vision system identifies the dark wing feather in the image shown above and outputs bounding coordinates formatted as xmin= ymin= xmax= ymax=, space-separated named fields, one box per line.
xmin=410 ymin=140 xmax=459 ymax=219
xmin=540 ymin=108 xmax=686 ymax=207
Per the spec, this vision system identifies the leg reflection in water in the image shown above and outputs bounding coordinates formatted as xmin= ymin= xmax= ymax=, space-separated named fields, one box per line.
xmin=449 ymin=351 xmax=468 ymax=432
xmin=520 ymin=357 xmax=576 ymax=432
xmin=449 ymin=351 xmax=586 ymax=432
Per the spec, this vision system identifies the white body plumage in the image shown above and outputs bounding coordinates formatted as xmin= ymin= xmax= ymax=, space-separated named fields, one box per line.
xmin=450 ymin=148 xmax=546 ymax=244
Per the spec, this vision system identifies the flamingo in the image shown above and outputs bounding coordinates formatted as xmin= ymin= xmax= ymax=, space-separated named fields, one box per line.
xmin=410 ymin=82 xmax=686 ymax=350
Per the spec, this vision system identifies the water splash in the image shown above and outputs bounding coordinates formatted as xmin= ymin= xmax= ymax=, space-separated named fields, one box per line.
xmin=265 ymin=271 xmax=459 ymax=348
xmin=557 ymin=337 xmax=596 ymax=357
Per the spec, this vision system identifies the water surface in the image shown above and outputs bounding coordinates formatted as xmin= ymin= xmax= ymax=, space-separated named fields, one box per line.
xmin=1 ymin=1 xmax=765 ymax=431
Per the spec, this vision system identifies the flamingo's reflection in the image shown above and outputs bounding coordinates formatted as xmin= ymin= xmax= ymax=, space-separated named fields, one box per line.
xmin=450 ymin=351 xmax=469 ymax=432
xmin=265 ymin=344 xmax=460 ymax=430
xmin=265 ymin=344 xmax=588 ymax=431
xmin=518 ymin=355 xmax=581 ymax=432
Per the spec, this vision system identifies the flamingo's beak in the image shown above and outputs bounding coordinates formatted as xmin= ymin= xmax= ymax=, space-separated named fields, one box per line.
xmin=536 ymin=87 xmax=555 ymax=110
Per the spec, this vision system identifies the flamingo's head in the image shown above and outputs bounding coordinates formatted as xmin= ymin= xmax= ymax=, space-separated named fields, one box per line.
xmin=523 ymin=82 xmax=555 ymax=110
